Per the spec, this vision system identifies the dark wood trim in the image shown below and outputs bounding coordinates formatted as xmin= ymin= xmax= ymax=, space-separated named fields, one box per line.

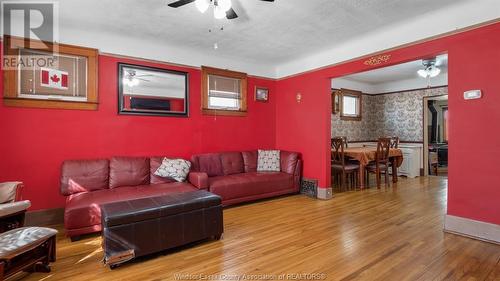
xmin=25 ymin=208 xmax=64 ymax=227
xmin=349 ymin=140 xmax=423 ymax=144
xmin=201 ymin=66 xmax=248 ymax=117
xmin=331 ymin=85 xmax=448 ymax=96
xmin=369 ymin=86 xmax=448 ymax=96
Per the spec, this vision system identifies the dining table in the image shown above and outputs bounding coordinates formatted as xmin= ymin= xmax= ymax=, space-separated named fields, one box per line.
xmin=341 ymin=147 xmax=404 ymax=189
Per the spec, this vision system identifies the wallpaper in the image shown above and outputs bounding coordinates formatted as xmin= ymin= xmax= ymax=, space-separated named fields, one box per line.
xmin=331 ymin=87 xmax=448 ymax=142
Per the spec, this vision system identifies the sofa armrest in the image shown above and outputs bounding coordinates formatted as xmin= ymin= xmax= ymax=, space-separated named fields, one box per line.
xmin=188 ymin=172 xmax=209 ymax=190
xmin=0 ymin=200 xmax=31 ymax=218
xmin=0 ymin=182 xmax=24 ymax=203
xmin=293 ymin=160 xmax=302 ymax=192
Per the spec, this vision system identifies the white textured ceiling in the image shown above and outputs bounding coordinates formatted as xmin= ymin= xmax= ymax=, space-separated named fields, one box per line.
xmin=59 ymin=0 xmax=465 ymax=64
xmin=10 ymin=0 xmax=495 ymax=77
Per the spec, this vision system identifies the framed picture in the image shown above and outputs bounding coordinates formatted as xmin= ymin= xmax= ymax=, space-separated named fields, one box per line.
xmin=118 ymin=63 xmax=189 ymax=117
xmin=255 ymin=86 xmax=269 ymax=102
xmin=332 ymin=89 xmax=341 ymax=114
xmin=3 ymin=35 xmax=98 ymax=110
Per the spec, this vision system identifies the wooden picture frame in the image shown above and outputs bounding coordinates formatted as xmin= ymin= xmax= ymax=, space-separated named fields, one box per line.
xmin=255 ymin=86 xmax=269 ymax=102
xmin=3 ymin=35 xmax=98 ymax=110
xmin=332 ymin=89 xmax=341 ymax=114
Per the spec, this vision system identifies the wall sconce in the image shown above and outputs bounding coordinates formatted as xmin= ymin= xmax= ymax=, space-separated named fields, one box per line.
xmin=296 ymin=93 xmax=302 ymax=103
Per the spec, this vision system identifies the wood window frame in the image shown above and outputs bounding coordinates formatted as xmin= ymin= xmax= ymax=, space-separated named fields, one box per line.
xmin=3 ymin=35 xmax=98 ymax=110
xmin=201 ymin=66 xmax=247 ymax=117
xmin=339 ymin=88 xmax=362 ymax=121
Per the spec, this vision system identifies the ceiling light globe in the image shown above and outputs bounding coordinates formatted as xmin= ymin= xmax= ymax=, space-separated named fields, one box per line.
xmin=417 ymin=69 xmax=428 ymax=78
xmin=429 ymin=66 xmax=441 ymax=78
xmin=195 ymin=0 xmax=209 ymax=13
xmin=214 ymin=6 xmax=226 ymax=19
xmin=218 ymin=0 xmax=232 ymax=12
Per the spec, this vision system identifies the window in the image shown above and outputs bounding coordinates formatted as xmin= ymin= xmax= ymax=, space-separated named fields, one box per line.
xmin=339 ymin=88 xmax=362 ymax=121
xmin=201 ymin=66 xmax=247 ymax=116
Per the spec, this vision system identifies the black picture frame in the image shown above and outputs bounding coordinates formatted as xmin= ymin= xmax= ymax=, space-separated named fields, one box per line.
xmin=118 ymin=63 xmax=189 ymax=117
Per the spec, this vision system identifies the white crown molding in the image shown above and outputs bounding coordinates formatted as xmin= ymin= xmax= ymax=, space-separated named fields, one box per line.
xmin=444 ymin=215 xmax=500 ymax=244
xmin=275 ymin=0 xmax=500 ymax=79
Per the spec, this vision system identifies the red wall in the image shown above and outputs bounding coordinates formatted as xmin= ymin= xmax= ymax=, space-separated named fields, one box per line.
xmin=0 ymin=55 xmax=277 ymax=210
xmin=276 ymin=22 xmax=500 ymax=225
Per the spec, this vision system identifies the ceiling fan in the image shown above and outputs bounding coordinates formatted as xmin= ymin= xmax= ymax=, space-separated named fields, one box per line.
xmin=418 ymin=58 xmax=441 ymax=78
xmin=123 ymin=70 xmax=152 ymax=87
xmin=167 ymin=0 xmax=275 ymax=20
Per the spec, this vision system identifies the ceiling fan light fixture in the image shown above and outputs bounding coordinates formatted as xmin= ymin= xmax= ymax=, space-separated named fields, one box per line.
xmin=123 ymin=77 xmax=139 ymax=87
xmin=195 ymin=0 xmax=209 ymax=13
xmin=213 ymin=5 xmax=226 ymax=19
xmin=418 ymin=59 xmax=441 ymax=78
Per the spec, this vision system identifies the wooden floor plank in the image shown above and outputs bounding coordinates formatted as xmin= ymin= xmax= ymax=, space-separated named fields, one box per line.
xmin=12 ymin=176 xmax=500 ymax=281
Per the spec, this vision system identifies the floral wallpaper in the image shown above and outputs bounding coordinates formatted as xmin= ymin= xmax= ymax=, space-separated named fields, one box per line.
xmin=331 ymin=87 xmax=448 ymax=142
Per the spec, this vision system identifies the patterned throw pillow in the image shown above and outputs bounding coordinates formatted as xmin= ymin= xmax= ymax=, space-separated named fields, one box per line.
xmin=257 ymin=150 xmax=281 ymax=172
xmin=154 ymin=158 xmax=191 ymax=182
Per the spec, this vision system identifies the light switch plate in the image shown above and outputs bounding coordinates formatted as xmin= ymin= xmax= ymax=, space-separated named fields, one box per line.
xmin=464 ymin=90 xmax=482 ymax=100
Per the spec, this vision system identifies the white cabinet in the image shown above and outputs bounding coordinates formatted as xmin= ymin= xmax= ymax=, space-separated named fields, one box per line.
xmin=361 ymin=143 xmax=421 ymax=178
xmin=397 ymin=148 xmax=420 ymax=178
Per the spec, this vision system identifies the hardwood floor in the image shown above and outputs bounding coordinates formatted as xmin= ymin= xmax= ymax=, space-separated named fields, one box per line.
xmin=16 ymin=177 xmax=500 ymax=281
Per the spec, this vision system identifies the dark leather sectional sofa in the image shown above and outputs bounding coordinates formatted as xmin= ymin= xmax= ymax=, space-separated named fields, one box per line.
xmin=60 ymin=151 xmax=301 ymax=239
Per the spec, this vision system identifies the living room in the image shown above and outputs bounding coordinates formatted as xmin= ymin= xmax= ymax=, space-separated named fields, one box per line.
xmin=0 ymin=1 xmax=499 ymax=280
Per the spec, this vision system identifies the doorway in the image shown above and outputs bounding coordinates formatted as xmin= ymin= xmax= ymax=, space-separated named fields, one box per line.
xmin=423 ymin=95 xmax=449 ymax=177
xmin=330 ymin=54 xmax=449 ymax=190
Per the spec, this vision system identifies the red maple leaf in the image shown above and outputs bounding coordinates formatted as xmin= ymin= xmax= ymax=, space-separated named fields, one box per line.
xmin=50 ymin=74 xmax=60 ymax=83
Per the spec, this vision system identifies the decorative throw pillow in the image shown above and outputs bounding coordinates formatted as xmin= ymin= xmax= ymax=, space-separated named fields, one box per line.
xmin=257 ymin=150 xmax=281 ymax=172
xmin=154 ymin=158 xmax=191 ymax=182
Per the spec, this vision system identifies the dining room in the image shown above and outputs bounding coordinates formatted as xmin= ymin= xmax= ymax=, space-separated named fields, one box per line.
xmin=330 ymin=55 xmax=449 ymax=191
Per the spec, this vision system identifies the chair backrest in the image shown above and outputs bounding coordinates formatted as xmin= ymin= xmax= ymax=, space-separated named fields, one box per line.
xmin=390 ymin=136 xmax=399 ymax=148
xmin=376 ymin=137 xmax=391 ymax=164
xmin=331 ymin=137 xmax=346 ymax=166
xmin=332 ymin=136 xmax=348 ymax=148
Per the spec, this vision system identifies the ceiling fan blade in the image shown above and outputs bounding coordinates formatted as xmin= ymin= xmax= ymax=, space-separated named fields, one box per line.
xmin=226 ymin=7 xmax=238 ymax=19
xmin=167 ymin=0 xmax=195 ymax=8
xmin=259 ymin=0 xmax=274 ymax=1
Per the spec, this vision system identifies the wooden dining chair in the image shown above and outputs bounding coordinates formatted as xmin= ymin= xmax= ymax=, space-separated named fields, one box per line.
xmin=331 ymin=136 xmax=348 ymax=148
xmin=331 ymin=137 xmax=359 ymax=191
xmin=390 ymin=136 xmax=399 ymax=148
xmin=366 ymin=137 xmax=391 ymax=188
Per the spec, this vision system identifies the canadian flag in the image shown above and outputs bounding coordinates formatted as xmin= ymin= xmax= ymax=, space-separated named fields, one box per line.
xmin=40 ymin=68 xmax=69 ymax=90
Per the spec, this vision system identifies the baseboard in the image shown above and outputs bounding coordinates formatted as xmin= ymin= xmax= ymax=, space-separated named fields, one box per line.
xmin=317 ymin=187 xmax=333 ymax=200
xmin=444 ymin=214 xmax=500 ymax=245
xmin=25 ymin=208 xmax=64 ymax=227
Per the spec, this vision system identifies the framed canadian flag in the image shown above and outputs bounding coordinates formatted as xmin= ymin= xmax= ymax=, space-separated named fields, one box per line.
xmin=3 ymin=35 xmax=98 ymax=110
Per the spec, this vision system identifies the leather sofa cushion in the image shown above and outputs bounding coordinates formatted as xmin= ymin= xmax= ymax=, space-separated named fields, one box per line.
xmin=241 ymin=151 xmax=258 ymax=173
xmin=109 ymin=157 xmax=149 ymax=189
xmin=220 ymin=152 xmax=244 ymax=175
xmin=280 ymin=151 xmax=299 ymax=174
xmin=64 ymin=182 xmax=197 ymax=230
xmin=150 ymin=157 xmax=176 ymax=184
xmin=208 ymin=172 xmax=293 ymax=201
xmin=192 ymin=153 xmax=224 ymax=177
xmin=101 ymin=190 xmax=221 ymax=227
xmin=60 ymin=159 xmax=109 ymax=196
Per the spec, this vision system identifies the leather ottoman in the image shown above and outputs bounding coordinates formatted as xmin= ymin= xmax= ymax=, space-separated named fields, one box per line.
xmin=100 ymin=190 xmax=223 ymax=268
